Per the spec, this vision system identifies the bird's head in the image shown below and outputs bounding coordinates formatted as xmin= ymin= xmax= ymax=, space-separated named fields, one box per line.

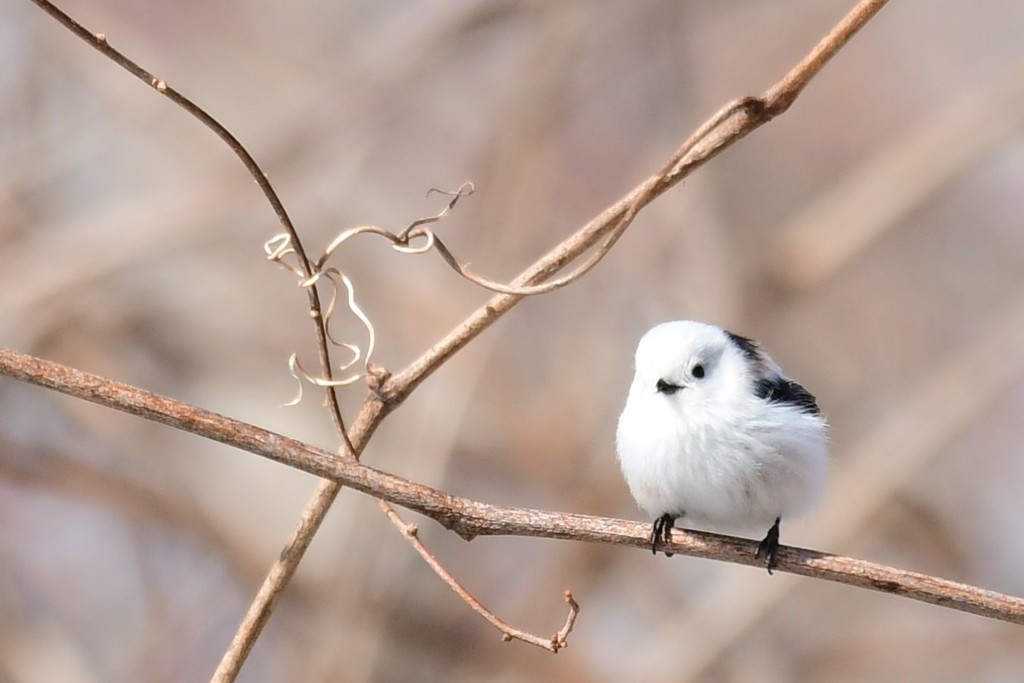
xmin=628 ymin=320 xmax=755 ymax=413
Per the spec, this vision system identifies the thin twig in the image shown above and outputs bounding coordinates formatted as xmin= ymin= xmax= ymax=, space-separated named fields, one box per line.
xmin=266 ymin=0 xmax=890 ymax=302
xmin=25 ymin=0 xmax=353 ymax=456
xmin=379 ymin=500 xmax=578 ymax=652
xmin=211 ymin=478 xmax=342 ymax=682
xmin=379 ymin=0 xmax=891 ymax=406
xmin=2 ymin=346 xmax=1022 ymax=627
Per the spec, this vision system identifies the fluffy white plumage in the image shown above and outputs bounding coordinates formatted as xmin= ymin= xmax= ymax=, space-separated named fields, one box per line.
xmin=616 ymin=320 xmax=828 ymax=571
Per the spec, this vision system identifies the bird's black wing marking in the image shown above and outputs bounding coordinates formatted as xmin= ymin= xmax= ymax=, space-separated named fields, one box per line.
xmin=724 ymin=330 xmax=763 ymax=367
xmin=726 ymin=329 xmax=821 ymax=415
xmin=755 ymin=375 xmax=820 ymax=415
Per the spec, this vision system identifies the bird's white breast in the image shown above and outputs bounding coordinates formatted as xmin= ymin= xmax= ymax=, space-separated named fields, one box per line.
xmin=615 ymin=380 xmax=827 ymax=532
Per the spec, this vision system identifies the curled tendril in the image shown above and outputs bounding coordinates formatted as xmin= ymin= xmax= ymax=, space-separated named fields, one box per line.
xmin=391 ymin=228 xmax=435 ymax=255
xmin=264 ymin=233 xmax=305 ymax=280
xmin=268 ymin=179 xmax=634 ymax=405
xmin=289 ymin=178 xmax=622 ymax=303
xmin=284 ymin=353 xmax=365 ymax=407
xmin=320 ymin=269 xmax=364 ymax=365
xmin=280 ymin=270 xmax=375 ymax=407
xmin=306 ymin=181 xmax=475 ymax=282
xmin=395 ymin=182 xmax=475 ymax=242
xmin=319 ymin=268 xmax=375 ymax=371
xmin=265 ymin=236 xmax=376 ymax=407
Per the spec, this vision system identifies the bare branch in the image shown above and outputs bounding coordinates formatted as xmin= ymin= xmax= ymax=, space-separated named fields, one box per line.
xmin=379 ymin=500 xmax=578 ymax=652
xmin=269 ymin=0 xmax=892 ymax=303
xmin=210 ymin=478 xmax=341 ymax=683
xmin=3 ymin=347 xmax=1022 ymax=628
xmin=26 ymin=0 xmax=354 ymax=455
xmin=380 ymin=0 xmax=892 ymax=406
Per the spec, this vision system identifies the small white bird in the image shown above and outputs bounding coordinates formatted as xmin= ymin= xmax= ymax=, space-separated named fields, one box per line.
xmin=616 ymin=320 xmax=828 ymax=573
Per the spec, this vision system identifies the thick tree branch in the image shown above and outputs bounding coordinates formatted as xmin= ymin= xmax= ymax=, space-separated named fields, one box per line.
xmin=3 ymin=348 xmax=1023 ymax=627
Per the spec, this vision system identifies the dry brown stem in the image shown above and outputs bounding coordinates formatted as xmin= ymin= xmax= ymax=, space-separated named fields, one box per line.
xmin=3 ymin=347 xmax=1023 ymax=628
xmin=379 ymin=501 xmax=579 ymax=652
xmin=376 ymin=0 xmax=890 ymax=406
xmin=25 ymin=0 xmax=353 ymax=455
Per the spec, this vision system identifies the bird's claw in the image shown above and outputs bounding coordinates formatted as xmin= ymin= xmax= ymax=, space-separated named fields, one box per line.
xmin=651 ymin=513 xmax=676 ymax=557
xmin=755 ymin=517 xmax=782 ymax=575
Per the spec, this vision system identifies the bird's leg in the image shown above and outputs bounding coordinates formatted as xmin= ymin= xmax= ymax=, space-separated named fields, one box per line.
xmin=756 ymin=517 xmax=782 ymax=575
xmin=651 ymin=513 xmax=676 ymax=557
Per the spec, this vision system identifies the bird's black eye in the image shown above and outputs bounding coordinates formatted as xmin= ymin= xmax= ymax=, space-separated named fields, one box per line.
xmin=656 ymin=379 xmax=681 ymax=395
xmin=692 ymin=363 xmax=705 ymax=379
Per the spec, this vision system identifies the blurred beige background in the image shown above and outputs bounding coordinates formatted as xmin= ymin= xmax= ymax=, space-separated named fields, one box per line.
xmin=2 ymin=1 xmax=1024 ymax=681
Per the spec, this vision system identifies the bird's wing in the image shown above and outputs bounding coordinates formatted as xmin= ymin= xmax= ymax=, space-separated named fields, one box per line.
xmin=754 ymin=375 xmax=820 ymax=415
xmin=725 ymin=329 xmax=819 ymax=415
xmin=724 ymin=330 xmax=783 ymax=376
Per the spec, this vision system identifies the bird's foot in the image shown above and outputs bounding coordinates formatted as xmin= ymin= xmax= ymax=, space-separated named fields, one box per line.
xmin=651 ymin=514 xmax=676 ymax=557
xmin=755 ymin=517 xmax=781 ymax=575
